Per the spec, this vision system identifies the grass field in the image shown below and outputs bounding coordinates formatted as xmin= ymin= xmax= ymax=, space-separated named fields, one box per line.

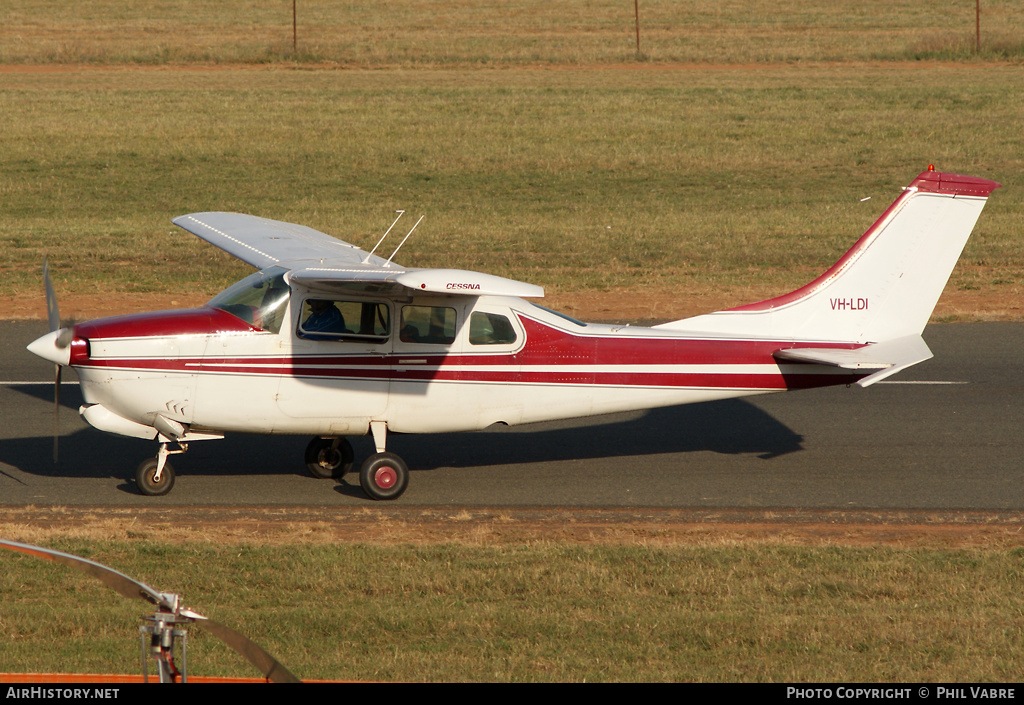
xmin=2 ymin=2 xmax=1024 ymax=316
xmin=2 ymin=1 xmax=1024 ymax=682
xmin=2 ymin=535 xmax=1024 ymax=682
xmin=3 ymin=64 xmax=1024 ymax=317
xmin=4 ymin=0 xmax=1024 ymax=65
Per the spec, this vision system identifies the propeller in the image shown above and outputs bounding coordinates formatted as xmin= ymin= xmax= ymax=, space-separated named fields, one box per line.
xmin=42 ymin=260 xmax=76 ymax=463
xmin=44 ymin=260 xmax=63 ymax=463
xmin=0 ymin=539 xmax=301 ymax=683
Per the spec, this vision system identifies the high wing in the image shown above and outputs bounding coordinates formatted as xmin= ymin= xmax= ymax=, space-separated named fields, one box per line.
xmin=172 ymin=212 xmax=383 ymax=270
xmin=173 ymin=212 xmax=543 ymax=298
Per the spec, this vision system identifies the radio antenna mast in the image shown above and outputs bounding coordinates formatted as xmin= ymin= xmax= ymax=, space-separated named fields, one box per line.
xmin=364 ymin=210 xmax=405 ymax=262
xmin=385 ymin=215 xmax=425 ymax=266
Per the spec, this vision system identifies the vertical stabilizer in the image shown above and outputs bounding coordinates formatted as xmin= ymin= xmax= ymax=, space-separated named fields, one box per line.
xmin=658 ymin=170 xmax=1000 ymax=343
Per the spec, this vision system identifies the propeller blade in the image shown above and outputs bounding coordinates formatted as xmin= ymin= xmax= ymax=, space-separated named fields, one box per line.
xmin=43 ymin=260 xmax=74 ymax=349
xmin=192 ymin=617 xmax=302 ymax=683
xmin=0 ymin=539 xmax=172 ymax=610
xmin=44 ymin=259 xmax=66 ymax=464
xmin=0 ymin=539 xmax=302 ymax=683
xmin=54 ymin=326 xmax=75 ymax=349
xmin=43 ymin=259 xmax=60 ymax=334
xmin=53 ymin=364 xmax=61 ymax=464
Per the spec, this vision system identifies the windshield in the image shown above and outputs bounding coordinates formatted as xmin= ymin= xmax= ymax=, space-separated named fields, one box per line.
xmin=207 ymin=266 xmax=290 ymax=334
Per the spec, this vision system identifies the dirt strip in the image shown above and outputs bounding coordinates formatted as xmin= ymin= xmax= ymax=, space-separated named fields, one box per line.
xmin=2 ymin=506 xmax=1024 ymax=549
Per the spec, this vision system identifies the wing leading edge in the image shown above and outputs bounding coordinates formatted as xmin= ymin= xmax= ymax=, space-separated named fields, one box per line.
xmin=173 ymin=212 xmax=543 ymax=298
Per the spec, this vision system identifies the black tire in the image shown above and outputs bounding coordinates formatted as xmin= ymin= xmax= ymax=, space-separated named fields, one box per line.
xmin=359 ymin=452 xmax=409 ymax=500
xmin=304 ymin=437 xmax=354 ymax=479
xmin=136 ymin=457 xmax=175 ymax=496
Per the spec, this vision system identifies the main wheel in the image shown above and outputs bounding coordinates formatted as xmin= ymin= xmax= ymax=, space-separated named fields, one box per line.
xmin=305 ymin=437 xmax=354 ymax=479
xmin=359 ymin=452 xmax=409 ymax=500
xmin=136 ymin=457 xmax=175 ymax=496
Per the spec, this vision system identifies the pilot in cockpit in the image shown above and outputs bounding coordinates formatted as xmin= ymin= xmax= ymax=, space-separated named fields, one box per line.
xmin=303 ymin=299 xmax=347 ymax=337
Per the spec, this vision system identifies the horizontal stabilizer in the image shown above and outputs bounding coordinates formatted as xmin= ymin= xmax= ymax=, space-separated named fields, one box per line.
xmin=774 ymin=335 xmax=933 ymax=387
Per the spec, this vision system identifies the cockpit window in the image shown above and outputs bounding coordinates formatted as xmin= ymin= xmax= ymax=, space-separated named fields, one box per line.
xmin=208 ymin=266 xmax=290 ymax=334
xmin=298 ymin=298 xmax=391 ymax=342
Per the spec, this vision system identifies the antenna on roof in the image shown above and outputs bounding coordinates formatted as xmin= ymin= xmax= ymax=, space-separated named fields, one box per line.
xmin=364 ymin=210 xmax=405 ymax=263
xmin=385 ymin=215 xmax=425 ymax=267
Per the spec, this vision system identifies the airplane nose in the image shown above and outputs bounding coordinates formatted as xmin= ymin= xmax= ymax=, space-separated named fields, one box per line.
xmin=27 ymin=329 xmax=73 ymax=366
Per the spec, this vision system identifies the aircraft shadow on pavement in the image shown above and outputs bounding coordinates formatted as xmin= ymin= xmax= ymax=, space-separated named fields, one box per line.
xmin=5 ymin=382 xmax=82 ymax=409
xmin=387 ymin=400 xmax=804 ymax=470
xmin=0 ymin=384 xmax=804 ymax=491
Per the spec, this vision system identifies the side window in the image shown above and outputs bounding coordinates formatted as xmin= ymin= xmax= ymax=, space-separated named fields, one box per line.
xmin=469 ymin=312 xmax=518 ymax=346
xmin=298 ymin=299 xmax=390 ymax=342
xmin=400 ymin=305 xmax=457 ymax=345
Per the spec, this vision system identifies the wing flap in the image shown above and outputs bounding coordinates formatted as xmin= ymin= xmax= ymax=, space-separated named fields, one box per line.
xmin=774 ymin=335 xmax=933 ymax=387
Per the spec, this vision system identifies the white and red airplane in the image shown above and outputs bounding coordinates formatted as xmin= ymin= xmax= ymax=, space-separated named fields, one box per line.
xmin=28 ymin=168 xmax=1000 ymax=499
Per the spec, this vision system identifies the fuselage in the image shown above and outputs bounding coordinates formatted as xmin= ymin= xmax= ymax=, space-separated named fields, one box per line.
xmin=48 ymin=274 xmax=865 ymax=442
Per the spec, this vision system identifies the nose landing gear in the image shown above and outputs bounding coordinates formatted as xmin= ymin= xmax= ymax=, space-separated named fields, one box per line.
xmin=135 ymin=442 xmax=185 ymax=496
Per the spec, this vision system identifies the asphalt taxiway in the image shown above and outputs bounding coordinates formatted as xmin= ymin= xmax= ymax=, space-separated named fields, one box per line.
xmin=1 ymin=320 xmax=1021 ymax=509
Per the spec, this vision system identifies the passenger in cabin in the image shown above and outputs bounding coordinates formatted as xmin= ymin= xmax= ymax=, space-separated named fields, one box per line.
xmin=400 ymin=323 xmax=421 ymax=343
xmin=302 ymin=299 xmax=347 ymax=338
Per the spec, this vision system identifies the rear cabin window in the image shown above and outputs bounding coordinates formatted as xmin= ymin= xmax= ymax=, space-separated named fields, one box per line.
xmin=298 ymin=299 xmax=390 ymax=342
xmin=400 ymin=305 xmax=457 ymax=345
xmin=469 ymin=312 xmax=518 ymax=345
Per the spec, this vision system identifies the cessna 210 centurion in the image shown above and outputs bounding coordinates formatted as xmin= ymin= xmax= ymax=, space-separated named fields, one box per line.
xmin=28 ymin=168 xmax=1000 ymax=499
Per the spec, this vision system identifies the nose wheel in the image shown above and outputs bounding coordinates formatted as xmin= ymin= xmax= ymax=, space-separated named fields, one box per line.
xmin=135 ymin=442 xmax=187 ymax=496
xmin=136 ymin=456 xmax=176 ymax=496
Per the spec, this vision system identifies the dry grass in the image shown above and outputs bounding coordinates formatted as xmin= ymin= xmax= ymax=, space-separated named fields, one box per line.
xmin=2 ymin=64 xmax=1023 ymax=320
xmin=2 ymin=522 xmax=1024 ymax=681
xmin=2 ymin=509 xmax=1024 ymax=681
xmin=3 ymin=3 xmax=1023 ymax=318
xmin=3 ymin=1 xmax=1024 ymax=65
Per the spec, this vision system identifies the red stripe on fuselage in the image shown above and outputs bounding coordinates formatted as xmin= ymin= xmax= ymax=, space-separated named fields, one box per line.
xmin=71 ymin=309 xmax=865 ymax=391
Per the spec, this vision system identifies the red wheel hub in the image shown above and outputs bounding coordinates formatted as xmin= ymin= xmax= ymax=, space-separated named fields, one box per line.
xmin=374 ymin=466 xmax=397 ymax=489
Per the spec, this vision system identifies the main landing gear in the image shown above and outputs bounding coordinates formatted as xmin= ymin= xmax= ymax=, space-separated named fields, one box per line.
xmin=306 ymin=422 xmax=409 ymax=500
xmin=133 ymin=424 xmax=410 ymax=500
xmin=304 ymin=437 xmax=354 ymax=479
